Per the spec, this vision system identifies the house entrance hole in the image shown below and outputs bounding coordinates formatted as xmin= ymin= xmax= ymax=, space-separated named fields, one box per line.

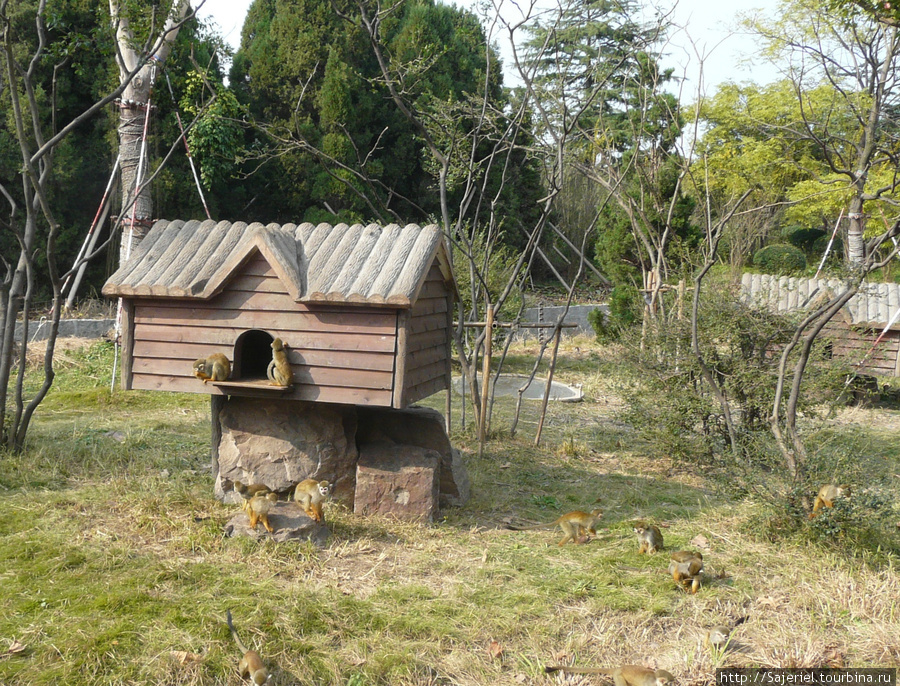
xmin=233 ymin=330 xmax=274 ymax=380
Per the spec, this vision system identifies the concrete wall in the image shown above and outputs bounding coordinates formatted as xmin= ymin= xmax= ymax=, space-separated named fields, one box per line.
xmin=15 ymin=318 xmax=114 ymax=342
xmin=520 ymin=304 xmax=607 ymax=340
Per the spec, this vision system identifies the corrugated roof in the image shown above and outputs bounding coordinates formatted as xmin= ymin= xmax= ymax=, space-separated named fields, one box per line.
xmin=102 ymin=220 xmax=454 ymax=308
xmin=741 ymin=273 xmax=900 ymax=328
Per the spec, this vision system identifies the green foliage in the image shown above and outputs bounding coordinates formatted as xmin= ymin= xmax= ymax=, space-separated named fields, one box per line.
xmin=227 ymin=0 xmax=541 ymax=235
xmin=594 ymin=204 xmax=638 ymax=286
xmin=0 ymin=0 xmax=119 ymax=300
xmin=614 ymin=281 xmax=844 ymax=466
xmin=180 ymin=71 xmax=244 ymax=191
xmin=524 ymin=0 xmax=670 ymax=145
xmin=805 ymin=488 xmax=899 ymax=554
xmin=592 ymin=156 xmax=699 ymax=298
xmin=694 ymin=81 xmax=815 ymax=207
xmin=753 ymin=244 xmax=808 ymax=274
xmin=588 ymin=284 xmax=640 ymax=342
xmin=1 ymin=0 xmax=227 ymax=299
xmin=770 ymin=426 xmax=900 ymax=555
xmin=812 ymin=234 xmax=843 ymax=260
xmin=783 ymin=225 xmax=826 ymax=253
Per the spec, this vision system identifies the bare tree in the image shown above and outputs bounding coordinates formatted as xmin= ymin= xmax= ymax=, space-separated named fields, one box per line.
xmin=0 ymin=0 xmax=195 ymax=451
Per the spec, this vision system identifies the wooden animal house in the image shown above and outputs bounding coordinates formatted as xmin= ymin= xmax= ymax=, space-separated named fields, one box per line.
xmin=742 ymin=273 xmax=900 ymax=377
xmin=102 ymin=220 xmax=457 ymax=407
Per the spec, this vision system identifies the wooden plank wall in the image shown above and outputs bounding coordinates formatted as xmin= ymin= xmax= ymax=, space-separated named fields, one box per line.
xmin=403 ymin=263 xmax=451 ymax=405
xmin=130 ymin=253 xmax=400 ymax=405
xmin=823 ymin=321 xmax=900 ymax=376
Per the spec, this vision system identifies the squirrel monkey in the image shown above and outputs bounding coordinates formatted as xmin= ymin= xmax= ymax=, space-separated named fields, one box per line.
xmin=668 ymin=550 xmax=703 ymax=593
xmin=809 ymin=484 xmax=851 ymax=518
xmin=507 ymin=508 xmax=603 ymax=546
xmin=246 ymin=491 xmax=279 ymax=533
xmin=634 ymin=523 xmax=664 ymax=554
xmin=226 ymin=610 xmax=272 ymax=685
xmin=267 ymin=338 xmax=293 ymax=387
xmin=233 ymin=481 xmax=272 ymax=500
xmin=545 ymin=665 xmax=675 ymax=686
xmin=193 ymin=352 xmax=230 ymax=383
xmin=704 ymin=616 xmax=748 ymax=651
xmin=294 ymin=478 xmax=332 ymax=522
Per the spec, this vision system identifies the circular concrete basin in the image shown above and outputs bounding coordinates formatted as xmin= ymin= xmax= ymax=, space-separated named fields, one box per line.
xmin=453 ymin=374 xmax=583 ymax=402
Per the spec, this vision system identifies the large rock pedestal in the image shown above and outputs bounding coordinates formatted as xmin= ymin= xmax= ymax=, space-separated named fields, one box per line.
xmin=354 ymin=442 xmax=440 ymax=521
xmin=224 ymin=501 xmax=330 ymax=545
xmin=212 ymin=398 xmax=468 ymax=528
xmin=214 ymin=397 xmax=358 ymax=503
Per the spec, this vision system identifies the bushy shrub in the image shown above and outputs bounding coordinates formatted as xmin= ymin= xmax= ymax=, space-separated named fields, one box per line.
xmin=588 ymin=284 xmax=641 ymax=342
xmin=613 ymin=281 xmax=845 ymax=467
xmin=811 ymin=234 xmax=842 ymax=260
xmin=753 ymin=244 xmax=807 ymax=274
xmin=783 ymin=225 xmax=826 ymax=253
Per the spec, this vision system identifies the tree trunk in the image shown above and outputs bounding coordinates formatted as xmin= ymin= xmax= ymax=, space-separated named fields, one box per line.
xmin=110 ymin=0 xmax=189 ymax=264
xmin=846 ymin=198 xmax=866 ymax=266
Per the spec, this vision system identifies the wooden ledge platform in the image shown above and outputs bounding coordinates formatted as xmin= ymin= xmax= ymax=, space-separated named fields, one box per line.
xmin=210 ymin=378 xmax=293 ymax=394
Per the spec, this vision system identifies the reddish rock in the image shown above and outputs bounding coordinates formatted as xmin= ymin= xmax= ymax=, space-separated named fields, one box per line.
xmin=354 ymin=442 xmax=440 ymax=521
xmin=357 ymin=406 xmax=469 ymax=507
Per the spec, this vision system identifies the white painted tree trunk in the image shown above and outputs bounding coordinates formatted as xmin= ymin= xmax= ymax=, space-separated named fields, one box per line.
xmin=846 ymin=196 xmax=866 ymax=266
xmin=110 ymin=0 xmax=190 ymax=266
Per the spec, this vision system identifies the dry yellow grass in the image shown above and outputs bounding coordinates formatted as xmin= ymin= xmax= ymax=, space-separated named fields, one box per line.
xmin=1 ymin=337 xmax=898 ymax=685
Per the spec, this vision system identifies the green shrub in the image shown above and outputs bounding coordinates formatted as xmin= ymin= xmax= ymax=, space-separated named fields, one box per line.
xmin=612 ymin=280 xmax=846 ymax=468
xmin=753 ymin=244 xmax=807 ymax=274
xmin=589 ymin=284 xmax=641 ymax=342
xmin=811 ymin=234 xmax=842 ymax=261
xmin=783 ymin=225 xmax=826 ymax=253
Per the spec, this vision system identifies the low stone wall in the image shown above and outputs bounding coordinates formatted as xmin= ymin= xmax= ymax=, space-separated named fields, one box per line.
xmin=15 ymin=318 xmax=115 ymax=342
xmin=519 ymin=304 xmax=606 ymax=340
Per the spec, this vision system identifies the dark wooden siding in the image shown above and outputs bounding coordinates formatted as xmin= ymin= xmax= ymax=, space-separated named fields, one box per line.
xmin=402 ymin=264 xmax=451 ymax=405
xmin=130 ymin=253 xmax=400 ymax=405
xmin=823 ymin=321 xmax=900 ymax=377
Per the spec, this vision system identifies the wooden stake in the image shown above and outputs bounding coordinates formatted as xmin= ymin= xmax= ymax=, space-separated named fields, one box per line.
xmin=535 ymin=324 xmax=562 ymax=446
xmin=478 ymin=305 xmax=493 ymax=449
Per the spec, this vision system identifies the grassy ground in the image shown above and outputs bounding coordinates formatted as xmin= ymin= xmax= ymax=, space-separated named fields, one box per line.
xmin=0 ymin=337 xmax=899 ymax=685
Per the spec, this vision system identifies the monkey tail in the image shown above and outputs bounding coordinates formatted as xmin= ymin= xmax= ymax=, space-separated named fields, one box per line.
xmin=506 ymin=521 xmax=557 ymax=531
xmin=545 ymin=665 xmax=611 ymax=675
xmin=226 ymin=609 xmax=250 ymax=655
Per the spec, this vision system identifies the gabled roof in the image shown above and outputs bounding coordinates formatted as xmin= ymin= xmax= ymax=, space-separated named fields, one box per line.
xmin=102 ymin=220 xmax=456 ymax=308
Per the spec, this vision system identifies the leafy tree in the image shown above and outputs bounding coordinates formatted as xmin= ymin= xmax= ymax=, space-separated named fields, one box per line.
xmin=226 ymin=0 xmax=542 ymax=235
xmin=0 ymin=0 xmax=229 ymax=448
xmin=750 ymin=0 xmax=900 ymax=267
xmin=0 ymin=0 xmax=118 ymax=300
xmin=523 ymin=0 xmax=699 ymax=331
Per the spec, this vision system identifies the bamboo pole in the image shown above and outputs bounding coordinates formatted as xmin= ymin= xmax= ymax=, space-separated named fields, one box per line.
xmin=534 ymin=324 xmax=563 ymax=446
xmin=478 ymin=305 xmax=493 ymax=452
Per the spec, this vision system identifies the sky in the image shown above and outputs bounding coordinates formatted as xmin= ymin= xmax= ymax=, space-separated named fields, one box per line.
xmin=194 ymin=0 xmax=783 ymax=93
